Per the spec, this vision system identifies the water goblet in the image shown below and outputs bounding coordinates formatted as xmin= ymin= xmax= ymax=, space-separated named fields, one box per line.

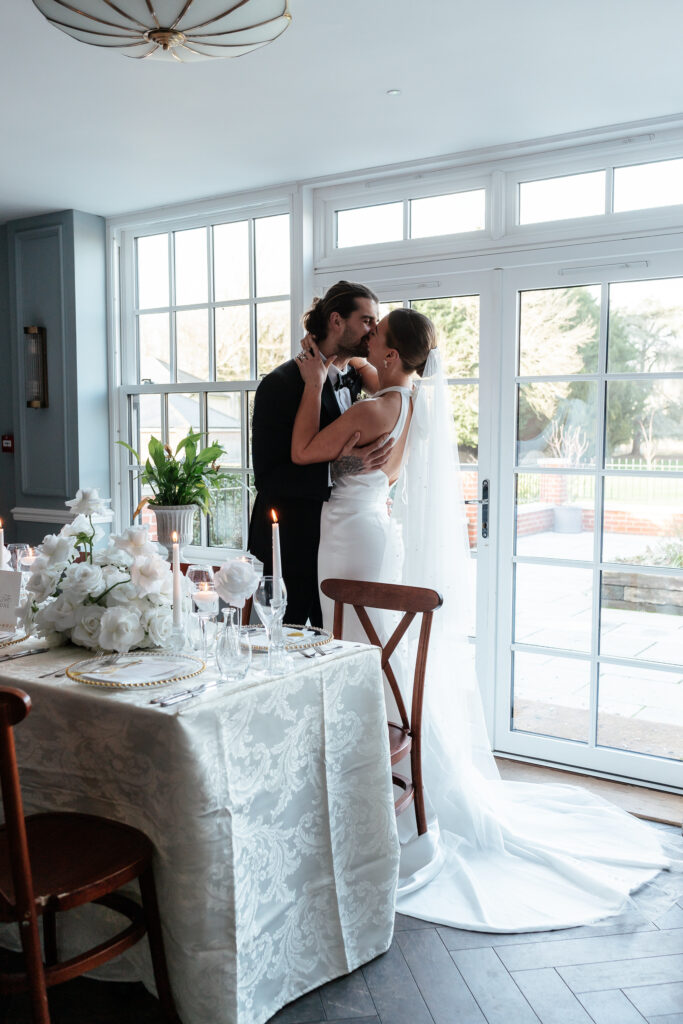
xmin=186 ymin=565 xmax=218 ymax=662
xmin=253 ymin=576 xmax=288 ymax=674
xmin=216 ymin=611 xmax=252 ymax=683
xmin=6 ymin=543 xmax=29 ymax=572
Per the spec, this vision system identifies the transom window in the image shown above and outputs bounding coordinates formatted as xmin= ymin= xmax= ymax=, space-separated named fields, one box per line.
xmin=335 ymin=189 xmax=486 ymax=248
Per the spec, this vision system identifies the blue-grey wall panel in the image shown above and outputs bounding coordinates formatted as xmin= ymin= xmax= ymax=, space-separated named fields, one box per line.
xmin=13 ymin=223 xmax=71 ymax=497
xmin=0 ymin=226 xmax=15 ymax=533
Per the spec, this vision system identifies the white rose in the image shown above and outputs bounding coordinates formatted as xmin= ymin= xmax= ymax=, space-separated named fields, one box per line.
xmin=105 ymin=579 xmax=140 ymax=605
xmin=130 ymin=556 xmax=171 ymax=597
xmin=214 ymin=559 xmax=259 ymax=609
xmin=36 ymin=592 xmax=81 ymax=633
xmin=40 ymin=534 xmax=77 ymax=569
xmin=61 ymin=513 xmax=103 ymax=543
xmin=94 ymin=544 xmax=133 ymax=569
xmin=27 ymin=568 xmax=61 ymax=604
xmin=142 ymin=604 xmax=173 ymax=648
xmin=65 ymin=488 xmax=107 ymax=517
xmin=71 ymin=604 xmax=105 ymax=649
xmin=113 ymin=526 xmax=157 ymax=560
xmin=98 ymin=606 xmax=145 ymax=653
xmin=62 ymin=562 xmax=105 ymax=601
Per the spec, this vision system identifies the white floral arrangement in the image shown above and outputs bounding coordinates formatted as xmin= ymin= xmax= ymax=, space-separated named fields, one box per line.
xmin=19 ymin=488 xmax=174 ymax=653
xmin=214 ymin=559 xmax=259 ymax=609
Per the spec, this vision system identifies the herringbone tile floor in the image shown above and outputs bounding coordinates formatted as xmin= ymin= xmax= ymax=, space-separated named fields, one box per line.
xmin=2 ymin=824 xmax=681 ymax=1024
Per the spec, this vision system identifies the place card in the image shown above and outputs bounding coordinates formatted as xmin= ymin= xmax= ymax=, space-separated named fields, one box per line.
xmin=0 ymin=570 xmax=22 ymax=631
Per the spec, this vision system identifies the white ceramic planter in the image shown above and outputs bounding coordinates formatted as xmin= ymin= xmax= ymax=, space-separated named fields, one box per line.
xmin=153 ymin=505 xmax=197 ymax=560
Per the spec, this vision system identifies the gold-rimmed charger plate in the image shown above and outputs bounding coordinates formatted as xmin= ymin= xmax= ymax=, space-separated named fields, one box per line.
xmin=242 ymin=624 xmax=332 ymax=652
xmin=66 ymin=651 xmax=205 ymax=689
xmin=0 ymin=630 xmax=29 ymax=651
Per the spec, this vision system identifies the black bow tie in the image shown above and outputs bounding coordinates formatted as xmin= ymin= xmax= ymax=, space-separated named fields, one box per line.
xmin=333 ymin=369 xmax=354 ymax=392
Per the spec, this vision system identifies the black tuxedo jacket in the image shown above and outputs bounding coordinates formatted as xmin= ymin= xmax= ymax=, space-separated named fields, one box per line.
xmin=247 ymin=359 xmax=359 ymax=625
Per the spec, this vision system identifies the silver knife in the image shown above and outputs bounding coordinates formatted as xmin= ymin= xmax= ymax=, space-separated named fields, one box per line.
xmin=0 ymin=649 xmax=49 ymax=663
xmin=157 ymin=680 xmax=220 ymax=707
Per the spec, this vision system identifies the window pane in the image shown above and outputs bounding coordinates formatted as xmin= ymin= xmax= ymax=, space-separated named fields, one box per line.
xmin=519 ymin=171 xmax=606 ymax=224
xmin=601 ymin=570 xmax=683 ymax=665
xmin=215 ymin=305 xmax=251 ymax=381
xmin=412 ymin=296 xmax=479 ymax=378
xmin=613 ymin=158 xmax=683 ymax=213
xmin=137 ymin=233 xmax=168 ymax=309
xmin=517 ymin=381 xmax=597 ymax=467
xmin=608 ymin=278 xmax=683 ymax=373
xmin=602 ymin=476 xmax=683 ymax=566
xmin=515 ymin=473 xmax=594 ymax=560
xmin=174 ymin=227 xmax=208 ymax=306
xmin=597 ymin=663 xmax=683 ymax=759
xmin=512 ymin=650 xmax=590 ymax=743
xmin=605 ymin=380 xmax=683 ymax=465
xmin=256 ymin=300 xmax=290 ymax=376
xmin=255 ymin=214 xmax=290 ymax=297
xmin=208 ymin=472 xmax=245 ymax=549
xmin=138 ymin=313 xmax=170 ymax=383
xmin=519 ymin=286 xmax=600 ymax=376
xmin=514 ymin=563 xmax=593 ymax=653
xmin=176 ymin=309 xmax=209 ymax=381
xmin=168 ymin=393 xmax=200 ymax=454
xmin=135 ymin=394 xmax=163 ymax=470
xmin=207 ymin=392 xmax=242 ymax=467
xmin=336 ymin=202 xmax=403 ymax=248
xmin=447 ymin=383 xmax=478 ymax=463
xmin=410 ymin=190 xmax=485 ymax=238
xmin=213 ymin=220 xmax=249 ymax=302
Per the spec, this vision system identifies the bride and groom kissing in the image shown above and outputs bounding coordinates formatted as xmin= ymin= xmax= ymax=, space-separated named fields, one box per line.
xmin=247 ymin=280 xmax=435 ymax=631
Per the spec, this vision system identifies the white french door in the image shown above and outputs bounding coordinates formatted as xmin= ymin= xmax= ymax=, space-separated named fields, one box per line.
xmin=494 ymin=255 xmax=683 ymax=789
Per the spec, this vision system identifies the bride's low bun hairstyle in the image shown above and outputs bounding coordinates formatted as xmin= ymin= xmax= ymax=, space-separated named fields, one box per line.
xmin=302 ymin=280 xmax=378 ymax=341
xmin=386 ymin=308 xmax=437 ymax=377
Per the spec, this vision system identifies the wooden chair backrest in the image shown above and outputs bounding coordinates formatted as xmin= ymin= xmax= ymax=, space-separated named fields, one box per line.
xmin=0 ymin=688 xmax=36 ymax=923
xmin=320 ymin=579 xmax=443 ymax=735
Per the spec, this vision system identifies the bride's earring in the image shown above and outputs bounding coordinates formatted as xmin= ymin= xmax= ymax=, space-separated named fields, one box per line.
xmin=383 ymin=359 xmax=388 ymax=368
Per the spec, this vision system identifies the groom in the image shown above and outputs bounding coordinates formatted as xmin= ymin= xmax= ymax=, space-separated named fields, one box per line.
xmin=247 ymin=280 xmax=391 ymax=627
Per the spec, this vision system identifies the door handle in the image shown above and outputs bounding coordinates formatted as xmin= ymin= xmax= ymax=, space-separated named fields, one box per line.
xmin=464 ymin=479 xmax=489 ymax=539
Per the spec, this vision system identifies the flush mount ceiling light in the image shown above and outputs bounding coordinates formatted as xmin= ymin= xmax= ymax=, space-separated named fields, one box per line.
xmin=32 ymin=0 xmax=292 ymax=62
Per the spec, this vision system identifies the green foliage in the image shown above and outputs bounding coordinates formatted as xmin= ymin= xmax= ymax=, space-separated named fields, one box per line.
xmin=118 ymin=431 xmax=226 ymax=513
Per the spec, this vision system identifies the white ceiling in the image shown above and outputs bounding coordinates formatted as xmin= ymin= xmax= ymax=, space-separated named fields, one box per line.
xmin=3 ymin=0 xmax=683 ymax=224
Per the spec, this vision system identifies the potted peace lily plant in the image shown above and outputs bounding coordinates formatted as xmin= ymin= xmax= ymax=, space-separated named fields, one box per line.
xmin=119 ymin=431 xmax=226 ymax=559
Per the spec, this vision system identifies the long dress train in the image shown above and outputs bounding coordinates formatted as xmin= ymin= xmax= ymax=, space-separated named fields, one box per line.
xmin=318 ymin=365 xmax=683 ymax=932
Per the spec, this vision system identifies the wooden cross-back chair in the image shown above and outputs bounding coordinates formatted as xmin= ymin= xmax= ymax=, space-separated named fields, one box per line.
xmin=0 ymin=688 xmax=180 ymax=1024
xmin=320 ymin=579 xmax=443 ymax=837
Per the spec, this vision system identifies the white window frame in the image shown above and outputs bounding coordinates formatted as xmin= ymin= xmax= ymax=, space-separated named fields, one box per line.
xmin=107 ymin=185 xmax=302 ymax=559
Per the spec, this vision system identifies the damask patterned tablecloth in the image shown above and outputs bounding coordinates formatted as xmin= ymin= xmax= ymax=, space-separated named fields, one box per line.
xmin=0 ymin=644 xmax=400 ymax=1024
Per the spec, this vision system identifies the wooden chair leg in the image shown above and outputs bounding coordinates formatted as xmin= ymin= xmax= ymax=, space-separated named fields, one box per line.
xmin=18 ymin=916 xmax=50 ymax=1024
xmin=138 ymin=867 xmax=181 ymax=1023
xmin=42 ymin=910 xmax=57 ymax=968
xmin=411 ymin=744 xmax=428 ymax=836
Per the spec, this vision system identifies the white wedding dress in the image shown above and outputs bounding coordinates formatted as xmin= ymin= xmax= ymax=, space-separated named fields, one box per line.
xmin=318 ymin=360 xmax=682 ymax=933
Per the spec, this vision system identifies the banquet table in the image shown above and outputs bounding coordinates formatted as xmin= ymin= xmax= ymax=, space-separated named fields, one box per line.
xmin=0 ymin=640 xmax=400 ymax=1024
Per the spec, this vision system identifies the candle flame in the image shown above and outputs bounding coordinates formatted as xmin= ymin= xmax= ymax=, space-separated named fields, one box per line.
xmin=0 ymin=518 xmax=3 ymax=528
xmin=171 ymin=531 xmax=178 ymax=542
xmin=270 ymin=509 xmax=279 ymax=524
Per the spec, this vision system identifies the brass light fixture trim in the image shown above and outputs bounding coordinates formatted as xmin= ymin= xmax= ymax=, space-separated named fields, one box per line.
xmin=31 ymin=0 xmax=292 ymax=63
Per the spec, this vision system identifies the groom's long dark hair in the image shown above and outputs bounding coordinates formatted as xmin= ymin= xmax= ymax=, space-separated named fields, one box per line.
xmin=303 ymin=280 xmax=378 ymax=341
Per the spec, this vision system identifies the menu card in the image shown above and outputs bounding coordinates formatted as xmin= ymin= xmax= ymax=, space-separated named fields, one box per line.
xmin=0 ymin=570 xmax=22 ymax=632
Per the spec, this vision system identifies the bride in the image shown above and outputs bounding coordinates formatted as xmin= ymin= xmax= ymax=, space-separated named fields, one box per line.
xmin=292 ymin=309 xmax=682 ymax=933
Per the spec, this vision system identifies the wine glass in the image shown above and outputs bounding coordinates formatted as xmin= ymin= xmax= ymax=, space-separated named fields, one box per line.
xmin=186 ymin=565 xmax=218 ymax=662
xmin=253 ymin=576 xmax=287 ymax=674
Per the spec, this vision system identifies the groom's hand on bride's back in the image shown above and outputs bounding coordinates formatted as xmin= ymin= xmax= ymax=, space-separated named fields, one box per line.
xmin=330 ymin=432 xmax=393 ymax=482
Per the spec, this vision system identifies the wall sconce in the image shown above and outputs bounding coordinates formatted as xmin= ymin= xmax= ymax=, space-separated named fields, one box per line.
xmin=24 ymin=326 xmax=48 ymax=409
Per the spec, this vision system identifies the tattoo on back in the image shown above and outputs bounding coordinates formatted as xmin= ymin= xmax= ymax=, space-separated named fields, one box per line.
xmin=331 ymin=454 xmax=364 ymax=481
